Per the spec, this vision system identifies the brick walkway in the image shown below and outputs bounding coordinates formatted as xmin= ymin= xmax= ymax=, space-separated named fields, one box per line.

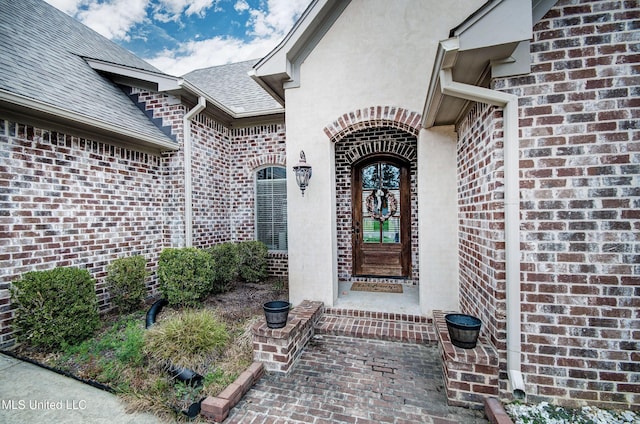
xmin=227 ymin=334 xmax=487 ymax=423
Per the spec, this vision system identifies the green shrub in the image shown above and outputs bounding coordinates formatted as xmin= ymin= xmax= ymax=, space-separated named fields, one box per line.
xmin=144 ymin=309 xmax=229 ymax=369
xmin=157 ymin=248 xmax=215 ymax=307
xmin=106 ymin=255 xmax=148 ymax=313
xmin=237 ymin=241 xmax=268 ymax=283
xmin=11 ymin=267 xmax=100 ymax=350
xmin=208 ymin=242 xmax=240 ymax=293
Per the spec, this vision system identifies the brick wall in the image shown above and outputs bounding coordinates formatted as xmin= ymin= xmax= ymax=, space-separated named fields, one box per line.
xmin=135 ymin=90 xmax=288 ymax=271
xmin=229 ymin=124 xmax=287 ymax=245
xmin=334 ymin=127 xmax=419 ymax=284
xmin=266 ymin=251 xmax=289 ymax=279
xmin=433 ymin=310 xmax=500 ymax=409
xmin=0 ymin=120 xmax=169 ymax=346
xmin=457 ymin=0 xmax=639 ymax=409
xmin=0 ymin=89 xmax=287 ymax=346
xmin=252 ymin=300 xmax=323 ymax=372
xmin=229 ymin=124 xmax=288 ymax=277
xmin=190 ymin=114 xmax=232 ymax=248
xmin=133 ymin=89 xmax=187 ymax=248
xmin=514 ymin=0 xmax=638 ymax=408
xmin=456 ymin=102 xmax=507 ymax=360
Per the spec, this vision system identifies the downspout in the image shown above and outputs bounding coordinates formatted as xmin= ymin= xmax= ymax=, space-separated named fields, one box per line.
xmin=183 ymin=96 xmax=206 ymax=247
xmin=439 ymin=68 xmax=526 ymax=398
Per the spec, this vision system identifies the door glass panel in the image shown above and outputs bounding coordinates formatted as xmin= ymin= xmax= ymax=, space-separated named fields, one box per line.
xmin=361 ymin=162 xmax=400 ymax=244
xmin=362 ymin=217 xmax=380 ymax=243
xmin=383 ymin=216 xmax=400 ymax=243
xmin=381 ymin=163 xmax=400 ymax=189
xmin=362 ymin=164 xmax=379 ymax=190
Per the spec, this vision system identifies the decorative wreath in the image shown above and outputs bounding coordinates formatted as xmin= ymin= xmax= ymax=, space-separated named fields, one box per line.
xmin=365 ymin=188 xmax=398 ymax=222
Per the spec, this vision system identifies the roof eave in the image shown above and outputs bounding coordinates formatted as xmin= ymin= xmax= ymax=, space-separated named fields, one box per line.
xmin=252 ymin=0 xmax=351 ymax=105
xmin=423 ymin=0 xmax=554 ymax=128
xmin=84 ymin=57 xmax=183 ymax=92
xmin=178 ymin=79 xmax=284 ymax=122
xmin=422 ymin=39 xmax=461 ymax=128
xmin=248 ymin=69 xmax=286 ymax=106
xmin=0 ymin=89 xmax=179 ymax=152
xmin=86 ymin=58 xmax=284 ymax=123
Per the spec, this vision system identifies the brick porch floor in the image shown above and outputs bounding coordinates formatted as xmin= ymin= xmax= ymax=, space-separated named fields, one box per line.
xmin=226 ymin=309 xmax=488 ymax=423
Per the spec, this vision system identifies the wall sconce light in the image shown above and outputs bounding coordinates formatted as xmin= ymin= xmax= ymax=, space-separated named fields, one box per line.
xmin=293 ymin=150 xmax=312 ymax=197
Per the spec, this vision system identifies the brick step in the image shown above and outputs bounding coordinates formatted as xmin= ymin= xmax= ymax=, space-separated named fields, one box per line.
xmin=315 ymin=307 xmax=437 ymax=344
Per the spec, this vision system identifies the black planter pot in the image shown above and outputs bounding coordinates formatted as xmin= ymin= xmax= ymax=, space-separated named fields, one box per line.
xmin=263 ymin=301 xmax=291 ymax=329
xmin=445 ymin=313 xmax=482 ymax=349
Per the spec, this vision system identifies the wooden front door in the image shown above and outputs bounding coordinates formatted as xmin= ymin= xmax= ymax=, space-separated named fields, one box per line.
xmin=352 ymin=156 xmax=411 ymax=277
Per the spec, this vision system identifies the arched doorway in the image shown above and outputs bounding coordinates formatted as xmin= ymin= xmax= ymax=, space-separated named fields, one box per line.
xmin=333 ymin=126 xmax=419 ymax=285
xmin=352 ymin=155 xmax=411 ymax=277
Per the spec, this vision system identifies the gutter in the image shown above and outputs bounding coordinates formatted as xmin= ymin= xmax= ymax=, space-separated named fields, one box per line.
xmin=183 ymin=96 xmax=206 ymax=247
xmin=429 ymin=41 xmax=525 ymax=398
xmin=179 ymin=79 xmax=284 ymax=120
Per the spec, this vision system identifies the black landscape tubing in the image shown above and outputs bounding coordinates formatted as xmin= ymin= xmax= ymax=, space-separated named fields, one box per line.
xmin=144 ymin=298 xmax=204 ymax=388
xmin=145 ymin=298 xmax=169 ymax=329
xmin=183 ymin=399 xmax=204 ymax=419
xmin=168 ymin=364 xmax=204 ymax=387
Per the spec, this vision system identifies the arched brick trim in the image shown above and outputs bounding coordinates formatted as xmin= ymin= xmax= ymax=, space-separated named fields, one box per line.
xmin=323 ymin=106 xmax=422 ymax=142
xmin=342 ymin=136 xmax=416 ymax=166
xmin=247 ymin=153 xmax=287 ymax=172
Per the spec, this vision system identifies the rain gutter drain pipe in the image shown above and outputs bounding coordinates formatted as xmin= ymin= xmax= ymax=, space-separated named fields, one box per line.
xmin=438 ymin=66 xmax=525 ymax=398
xmin=183 ymin=96 xmax=206 ymax=247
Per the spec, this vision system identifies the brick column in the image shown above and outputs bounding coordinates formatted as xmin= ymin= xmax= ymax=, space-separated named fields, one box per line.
xmin=252 ymin=300 xmax=324 ymax=372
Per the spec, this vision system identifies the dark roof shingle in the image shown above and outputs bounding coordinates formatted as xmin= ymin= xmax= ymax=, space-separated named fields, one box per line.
xmin=0 ymin=0 xmax=174 ymax=144
xmin=183 ymin=60 xmax=283 ymax=115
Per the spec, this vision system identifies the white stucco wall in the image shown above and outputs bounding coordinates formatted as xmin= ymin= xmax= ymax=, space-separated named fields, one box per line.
xmin=417 ymin=126 xmax=460 ymax=315
xmin=285 ymin=0 xmax=485 ymax=308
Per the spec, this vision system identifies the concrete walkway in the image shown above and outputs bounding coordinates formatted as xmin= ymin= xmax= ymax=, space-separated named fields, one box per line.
xmin=227 ymin=334 xmax=488 ymax=423
xmin=0 ymin=353 xmax=159 ymax=424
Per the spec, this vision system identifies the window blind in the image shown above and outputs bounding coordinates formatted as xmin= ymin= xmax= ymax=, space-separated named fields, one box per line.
xmin=256 ymin=168 xmax=287 ymax=250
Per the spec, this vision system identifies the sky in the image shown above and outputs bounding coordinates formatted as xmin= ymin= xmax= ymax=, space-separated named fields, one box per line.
xmin=44 ymin=0 xmax=311 ymax=76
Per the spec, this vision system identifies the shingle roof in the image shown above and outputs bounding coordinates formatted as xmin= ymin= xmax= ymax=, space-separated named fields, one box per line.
xmin=0 ymin=0 xmax=175 ymax=145
xmin=183 ymin=60 xmax=283 ymax=115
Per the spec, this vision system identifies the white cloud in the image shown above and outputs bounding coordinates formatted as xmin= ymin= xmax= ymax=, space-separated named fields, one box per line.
xmin=149 ymin=36 xmax=278 ymax=75
xmin=248 ymin=0 xmax=308 ymax=38
xmin=233 ymin=0 xmax=249 ymax=13
xmin=153 ymin=0 xmax=216 ymax=23
xmin=148 ymin=0 xmax=310 ymax=75
xmin=45 ymin=0 xmax=311 ymax=75
xmin=76 ymin=0 xmax=149 ymax=40
xmin=44 ymin=0 xmax=87 ymax=14
xmin=45 ymin=0 xmax=149 ymax=41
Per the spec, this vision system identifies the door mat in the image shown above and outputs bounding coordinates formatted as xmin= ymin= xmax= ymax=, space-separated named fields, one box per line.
xmin=350 ymin=282 xmax=403 ymax=293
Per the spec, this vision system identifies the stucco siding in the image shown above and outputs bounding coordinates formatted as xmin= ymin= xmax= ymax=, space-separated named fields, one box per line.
xmin=285 ymin=0 xmax=485 ymax=307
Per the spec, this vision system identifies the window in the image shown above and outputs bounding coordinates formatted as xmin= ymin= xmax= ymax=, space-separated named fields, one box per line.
xmin=256 ymin=166 xmax=287 ymax=250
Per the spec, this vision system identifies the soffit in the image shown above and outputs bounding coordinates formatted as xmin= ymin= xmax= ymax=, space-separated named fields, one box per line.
xmin=423 ymin=0 xmax=558 ymax=128
xmin=426 ymin=41 xmax=519 ymax=126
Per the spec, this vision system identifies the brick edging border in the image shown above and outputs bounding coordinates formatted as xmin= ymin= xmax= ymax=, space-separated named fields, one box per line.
xmin=200 ymin=361 xmax=264 ymax=422
xmin=485 ymin=397 xmax=514 ymax=424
